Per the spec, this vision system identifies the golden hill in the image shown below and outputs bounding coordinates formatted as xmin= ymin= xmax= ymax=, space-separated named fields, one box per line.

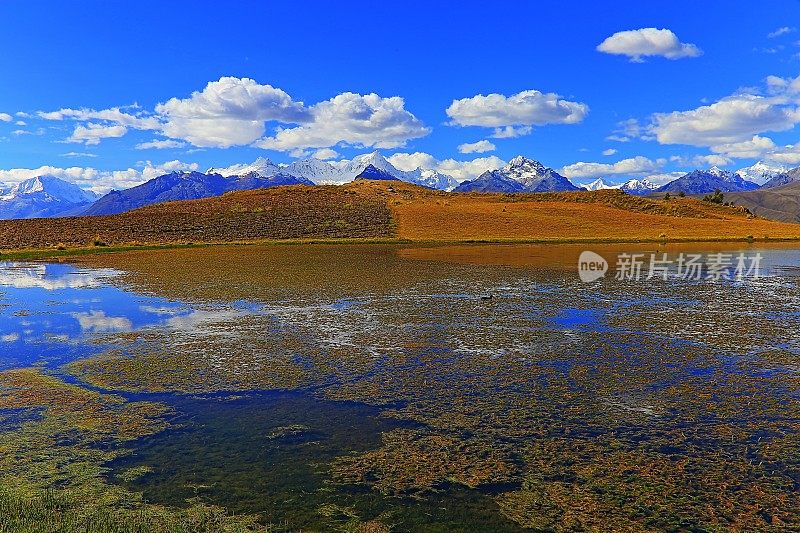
xmin=1 ymin=180 xmax=799 ymax=251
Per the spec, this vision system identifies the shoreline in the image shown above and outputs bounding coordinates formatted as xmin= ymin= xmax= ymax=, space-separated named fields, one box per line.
xmin=3 ymin=235 xmax=800 ymax=262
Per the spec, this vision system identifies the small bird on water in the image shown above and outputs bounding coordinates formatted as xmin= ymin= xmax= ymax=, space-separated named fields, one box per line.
xmin=480 ymin=294 xmax=493 ymax=301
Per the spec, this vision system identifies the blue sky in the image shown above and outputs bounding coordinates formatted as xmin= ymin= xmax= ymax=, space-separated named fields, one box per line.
xmin=1 ymin=0 xmax=800 ymax=190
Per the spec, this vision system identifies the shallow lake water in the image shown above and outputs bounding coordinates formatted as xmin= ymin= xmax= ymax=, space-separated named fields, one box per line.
xmin=1 ymin=243 xmax=799 ymax=531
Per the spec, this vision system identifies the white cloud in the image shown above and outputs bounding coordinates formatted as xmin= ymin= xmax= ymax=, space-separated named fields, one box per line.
xmin=602 ymin=148 xmax=618 ymax=156
xmin=490 ymin=125 xmax=532 ymax=138
xmin=670 ymin=154 xmax=733 ymax=168
xmin=458 ymin=140 xmax=496 ymax=154
xmin=68 ymin=123 xmax=128 ymax=145
xmin=606 ymin=118 xmax=647 ymax=142
xmin=768 ymin=27 xmax=796 ymax=39
xmin=15 ymin=120 xmax=26 ymax=126
xmin=597 ymin=28 xmax=702 ymax=62
xmin=73 ymin=311 xmax=132 ymax=333
xmin=387 ymin=151 xmax=505 ymax=182
xmin=446 ymin=90 xmax=588 ymax=132
xmin=0 ymin=113 xmax=11 ymax=122
xmin=560 ymin=156 xmax=664 ymax=179
xmin=33 ymin=78 xmax=428 ymax=151
xmin=765 ymin=143 xmax=800 ymax=165
xmin=38 ymin=106 xmax=160 ymax=130
xmin=312 ymin=148 xmax=339 ymax=160
xmin=650 ymin=94 xmax=800 ymax=146
xmin=61 ymin=152 xmax=98 ymax=158
xmin=255 ymin=92 xmax=429 ymax=151
xmin=710 ymin=135 xmax=776 ymax=159
xmin=156 ymin=77 xmax=309 ymax=148
xmin=135 ymin=139 xmax=187 ymax=150
xmin=1 ymin=333 xmax=20 ymax=343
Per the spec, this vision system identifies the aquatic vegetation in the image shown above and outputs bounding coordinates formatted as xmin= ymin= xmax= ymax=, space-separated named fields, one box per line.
xmin=0 ymin=369 xmax=273 ymax=532
xmin=5 ymin=244 xmax=800 ymax=530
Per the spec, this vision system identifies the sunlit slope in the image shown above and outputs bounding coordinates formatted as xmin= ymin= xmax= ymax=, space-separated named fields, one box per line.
xmin=377 ymin=181 xmax=800 ymax=242
xmin=1 ymin=180 xmax=799 ymax=250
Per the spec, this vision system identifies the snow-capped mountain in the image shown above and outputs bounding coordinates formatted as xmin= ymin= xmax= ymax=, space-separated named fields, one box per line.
xmin=207 ymin=157 xmax=281 ymax=178
xmin=760 ymin=166 xmax=800 ymax=189
xmin=416 ymin=169 xmax=459 ymax=191
xmin=0 ymin=176 xmax=99 ymax=219
xmin=354 ymin=164 xmax=399 ymax=181
xmin=84 ymin=171 xmax=313 ymax=216
xmin=736 ymin=161 xmax=789 ymax=186
xmin=283 ymin=157 xmax=347 ymax=184
xmin=284 ymin=151 xmax=460 ymax=190
xmin=580 ymin=178 xmax=620 ymax=191
xmin=619 ymin=178 xmax=658 ymax=195
xmin=453 ymin=170 xmax=526 ymax=193
xmin=656 ymin=167 xmax=759 ymax=194
xmin=455 ymin=156 xmax=580 ymax=193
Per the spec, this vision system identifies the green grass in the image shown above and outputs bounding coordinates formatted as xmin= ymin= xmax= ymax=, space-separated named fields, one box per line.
xmin=0 ymin=487 xmax=282 ymax=533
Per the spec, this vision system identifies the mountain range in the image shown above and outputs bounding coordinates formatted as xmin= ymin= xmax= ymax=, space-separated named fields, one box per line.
xmin=2 ymin=153 xmax=800 ymax=221
xmin=454 ymin=156 xmax=579 ymax=193
xmin=84 ymin=171 xmax=313 ymax=216
xmin=655 ymin=166 xmax=760 ymax=195
xmin=0 ymin=176 xmax=99 ymax=220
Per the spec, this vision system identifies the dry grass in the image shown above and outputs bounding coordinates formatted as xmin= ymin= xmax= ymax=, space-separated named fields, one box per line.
xmin=1 ymin=180 xmax=799 ymax=252
xmin=388 ymin=186 xmax=800 ymax=242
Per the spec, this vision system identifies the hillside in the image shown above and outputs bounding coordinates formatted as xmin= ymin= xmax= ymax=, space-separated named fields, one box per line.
xmin=725 ymin=182 xmax=800 ymax=223
xmin=1 ymin=180 xmax=799 ymax=251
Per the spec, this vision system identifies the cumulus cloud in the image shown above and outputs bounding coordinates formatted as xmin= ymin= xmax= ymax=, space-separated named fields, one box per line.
xmin=602 ymin=148 xmax=618 ymax=156
xmin=710 ymin=135 xmax=776 ymax=159
xmin=650 ymin=94 xmax=800 ymax=146
xmin=670 ymin=154 xmax=733 ymax=168
xmin=73 ymin=311 xmax=132 ymax=333
xmin=458 ymin=140 xmax=496 ymax=154
xmin=387 ymin=152 xmax=505 ymax=182
xmin=135 ymin=139 xmax=187 ymax=150
xmin=597 ymin=28 xmax=702 ymax=62
xmin=156 ymin=77 xmax=309 ymax=148
xmin=34 ymin=77 xmax=428 ymax=151
xmin=765 ymin=143 xmax=800 ymax=165
xmin=446 ymin=90 xmax=588 ymax=133
xmin=0 ymin=160 xmax=199 ymax=194
xmin=560 ymin=156 xmax=664 ymax=179
xmin=0 ymin=113 xmax=11 ymax=122
xmin=68 ymin=123 xmax=128 ymax=145
xmin=768 ymin=27 xmax=795 ymax=38
xmin=255 ymin=92 xmax=429 ymax=151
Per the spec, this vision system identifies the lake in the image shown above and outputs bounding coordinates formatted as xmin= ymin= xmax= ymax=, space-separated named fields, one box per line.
xmin=1 ymin=243 xmax=799 ymax=531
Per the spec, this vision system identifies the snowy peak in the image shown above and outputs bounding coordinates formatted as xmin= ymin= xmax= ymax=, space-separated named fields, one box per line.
xmin=619 ymin=178 xmax=658 ymax=195
xmin=208 ymin=157 xmax=281 ymax=178
xmin=4 ymin=176 xmax=97 ymax=204
xmin=580 ymin=178 xmax=620 ymax=191
xmin=0 ymin=176 xmax=99 ymax=219
xmin=656 ymin=168 xmax=759 ymax=194
xmin=737 ymin=161 xmax=790 ymax=185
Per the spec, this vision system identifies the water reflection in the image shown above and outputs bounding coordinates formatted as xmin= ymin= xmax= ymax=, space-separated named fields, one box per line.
xmin=0 ymin=262 xmax=257 ymax=369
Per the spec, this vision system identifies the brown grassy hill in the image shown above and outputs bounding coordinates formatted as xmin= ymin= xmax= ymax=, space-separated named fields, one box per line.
xmin=1 ymin=180 xmax=799 ymax=251
xmin=0 ymin=184 xmax=392 ymax=249
xmin=725 ymin=182 xmax=800 ymax=223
